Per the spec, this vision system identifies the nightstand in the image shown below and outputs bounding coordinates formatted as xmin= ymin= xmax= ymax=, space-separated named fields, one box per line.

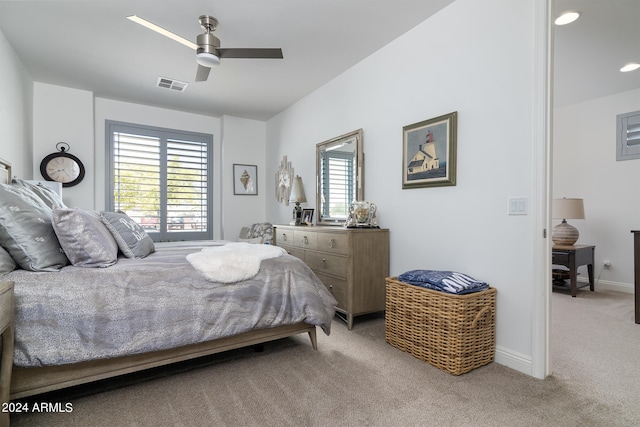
xmin=552 ymin=245 xmax=595 ymax=297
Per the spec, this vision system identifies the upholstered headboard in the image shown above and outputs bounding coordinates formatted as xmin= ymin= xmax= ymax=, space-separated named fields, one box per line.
xmin=0 ymin=158 xmax=11 ymax=185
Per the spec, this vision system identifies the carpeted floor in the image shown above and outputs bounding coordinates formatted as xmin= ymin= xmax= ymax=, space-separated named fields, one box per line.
xmin=11 ymin=289 xmax=640 ymax=426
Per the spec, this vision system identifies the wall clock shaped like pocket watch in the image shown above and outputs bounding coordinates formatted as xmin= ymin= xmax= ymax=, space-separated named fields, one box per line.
xmin=40 ymin=142 xmax=85 ymax=187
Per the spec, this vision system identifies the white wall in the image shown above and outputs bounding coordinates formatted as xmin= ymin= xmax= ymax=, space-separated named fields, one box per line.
xmin=29 ymin=89 xmax=265 ymax=240
xmin=33 ymin=83 xmax=94 ymax=208
xmin=553 ymin=88 xmax=640 ymax=292
xmin=220 ymin=115 xmax=267 ymax=240
xmin=266 ymin=0 xmax=542 ymax=375
xmin=0 ymin=28 xmax=32 ymax=176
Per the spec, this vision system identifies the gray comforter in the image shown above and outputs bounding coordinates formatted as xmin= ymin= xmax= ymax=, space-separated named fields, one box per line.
xmin=3 ymin=242 xmax=337 ymax=367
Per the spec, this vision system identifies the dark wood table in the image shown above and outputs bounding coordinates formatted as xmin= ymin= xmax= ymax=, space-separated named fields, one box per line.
xmin=552 ymin=244 xmax=595 ymax=297
xmin=631 ymin=231 xmax=640 ymax=324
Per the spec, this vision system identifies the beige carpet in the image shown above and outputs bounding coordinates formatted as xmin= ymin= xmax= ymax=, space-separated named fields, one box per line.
xmin=11 ymin=289 xmax=640 ymax=426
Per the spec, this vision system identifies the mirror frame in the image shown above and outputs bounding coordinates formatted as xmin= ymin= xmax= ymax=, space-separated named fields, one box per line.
xmin=316 ymin=129 xmax=364 ymax=226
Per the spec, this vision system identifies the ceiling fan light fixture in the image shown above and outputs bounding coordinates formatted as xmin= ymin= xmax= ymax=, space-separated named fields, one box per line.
xmin=620 ymin=63 xmax=640 ymax=73
xmin=196 ymin=52 xmax=220 ymax=67
xmin=554 ymin=11 xmax=581 ymax=26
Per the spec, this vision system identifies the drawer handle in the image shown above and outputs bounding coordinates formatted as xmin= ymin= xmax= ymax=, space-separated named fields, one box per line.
xmin=328 ymin=238 xmax=335 ymax=248
xmin=321 ymin=257 xmax=327 ymax=267
xmin=303 ymin=236 xmax=308 ymax=244
xmin=282 ymin=233 xmax=288 ymax=242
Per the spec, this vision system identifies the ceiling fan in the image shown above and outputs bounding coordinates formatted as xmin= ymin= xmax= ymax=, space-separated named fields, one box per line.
xmin=127 ymin=15 xmax=283 ymax=82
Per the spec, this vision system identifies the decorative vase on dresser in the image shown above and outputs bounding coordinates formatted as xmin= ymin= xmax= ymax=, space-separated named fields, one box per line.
xmin=274 ymin=225 xmax=389 ymax=330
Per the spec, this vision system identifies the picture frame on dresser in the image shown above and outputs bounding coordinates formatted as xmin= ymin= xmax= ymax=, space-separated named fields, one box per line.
xmin=302 ymin=208 xmax=314 ymax=225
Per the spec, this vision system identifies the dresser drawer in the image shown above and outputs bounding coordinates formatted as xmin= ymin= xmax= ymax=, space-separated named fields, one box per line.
xmin=275 ymin=228 xmax=295 ymax=245
xmin=279 ymin=244 xmax=303 ymax=259
xmin=315 ymin=232 xmax=348 ymax=255
xmin=294 ymin=230 xmax=317 ymax=250
xmin=305 ymin=251 xmax=347 ymax=278
xmin=552 ymin=251 xmax=569 ymax=266
xmin=315 ymin=273 xmax=347 ymax=310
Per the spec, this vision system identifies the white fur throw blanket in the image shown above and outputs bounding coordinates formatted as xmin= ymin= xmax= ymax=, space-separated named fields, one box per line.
xmin=186 ymin=242 xmax=287 ymax=283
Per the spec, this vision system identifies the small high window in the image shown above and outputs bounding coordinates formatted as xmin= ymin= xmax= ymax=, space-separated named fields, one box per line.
xmin=617 ymin=110 xmax=640 ymax=161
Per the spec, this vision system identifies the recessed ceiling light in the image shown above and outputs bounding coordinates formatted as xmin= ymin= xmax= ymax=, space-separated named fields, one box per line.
xmin=554 ymin=11 xmax=581 ymax=26
xmin=620 ymin=63 xmax=640 ymax=73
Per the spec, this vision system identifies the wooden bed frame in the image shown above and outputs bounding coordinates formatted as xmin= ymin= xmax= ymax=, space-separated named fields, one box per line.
xmin=0 ymin=158 xmax=319 ymax=400
xmin=10 ymin=322 xmax=317 ymax=399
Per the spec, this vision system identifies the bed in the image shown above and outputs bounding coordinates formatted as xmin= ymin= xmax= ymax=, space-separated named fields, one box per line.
xmin=0 ymin=158 xmax=336 ymax=400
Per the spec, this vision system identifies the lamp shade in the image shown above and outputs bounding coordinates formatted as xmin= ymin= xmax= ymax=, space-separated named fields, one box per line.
xmin=289 ymin=176 xmax=307 ymax=204
xmin=552 ymin=198 xmax=584 ymax=220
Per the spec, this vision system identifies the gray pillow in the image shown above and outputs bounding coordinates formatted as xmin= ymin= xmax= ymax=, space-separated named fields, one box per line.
xmin=52 ymin=208 xmax=119 ymax=268
xmin=12 ymin=178 xmax=66 ymax=209
xmin=0 ymin=246 xmax=16 ymax=275
xmin=0 ymin=183 xmax=69 ymax=271
xmin=99 ymin=211 xmax=155 ymax=258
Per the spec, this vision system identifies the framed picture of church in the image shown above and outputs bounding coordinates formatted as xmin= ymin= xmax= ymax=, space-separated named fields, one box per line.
xmin=402 ymin=111 xmax=457 ymax=189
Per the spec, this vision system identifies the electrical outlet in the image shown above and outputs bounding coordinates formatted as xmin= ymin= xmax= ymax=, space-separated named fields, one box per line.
xmin=603 ymin=259 xmax=611 ymax=268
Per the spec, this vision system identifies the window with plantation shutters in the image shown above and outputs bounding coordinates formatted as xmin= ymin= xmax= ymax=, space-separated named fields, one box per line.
xmin=106 ymin=121 xmax=213 ymax=241
xmin=617 ymin=110 xmax=640 ymax=161
xmin=320 ymin=150 xmax=354 ymax=220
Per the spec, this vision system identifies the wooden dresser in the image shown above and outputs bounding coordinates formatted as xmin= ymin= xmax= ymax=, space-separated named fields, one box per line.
xmin=274 ymin=225 xmax=389 ymax=330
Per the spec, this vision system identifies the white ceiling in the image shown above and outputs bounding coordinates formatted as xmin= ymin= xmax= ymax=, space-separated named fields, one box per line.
xmin=0 ymin=1 xmax=637 ymax=121
xmin=553 ymin=0 xmax=639 ymax=107
xmin=0 ymin=0 xmax=455 ymax=120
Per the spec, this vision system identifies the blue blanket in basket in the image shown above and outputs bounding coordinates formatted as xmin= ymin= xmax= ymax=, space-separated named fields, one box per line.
xmin=398 ymin=270 xmax=489 ymax=295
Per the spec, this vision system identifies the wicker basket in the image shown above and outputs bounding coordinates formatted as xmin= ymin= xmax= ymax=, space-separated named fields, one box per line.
xmin=385 ymin=277 xmax=496 ymax=375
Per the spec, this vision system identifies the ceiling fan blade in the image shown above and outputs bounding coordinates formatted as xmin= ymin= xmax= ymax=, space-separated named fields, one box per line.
xmin=195 ymin=65 xmax=211 ymax=82
xmin=127 ymin=15 xmax=197 ymax=50
xmin=218 ymin=48 xmax=283 ymax=59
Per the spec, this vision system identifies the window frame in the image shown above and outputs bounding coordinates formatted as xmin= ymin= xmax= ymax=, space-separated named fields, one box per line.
xmin=105 ymin=120 xmax=214 ymax=241
xmin=616 ymin=110 xmax=640 ymax=161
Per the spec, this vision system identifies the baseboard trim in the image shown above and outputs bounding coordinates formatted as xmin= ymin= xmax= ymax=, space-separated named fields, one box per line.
xmin=494 ymin=346 xmax=532 ymax=376
xmin=578 ymin=277 xmax=633 ymax=293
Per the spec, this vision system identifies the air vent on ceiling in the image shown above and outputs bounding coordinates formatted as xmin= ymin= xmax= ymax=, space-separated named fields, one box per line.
xmin=157 ymin=77 xmax=188 ymax=92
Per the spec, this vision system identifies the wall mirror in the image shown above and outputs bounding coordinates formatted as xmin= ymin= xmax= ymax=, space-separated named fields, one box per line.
xmin=316 ymin=129 xmax=364 ymax=225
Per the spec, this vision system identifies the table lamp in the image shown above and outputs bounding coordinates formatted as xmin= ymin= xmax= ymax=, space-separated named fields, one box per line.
xmin=289 ymin=176 xmax=306 ymax=226
xmin=552 ymin=198 xmax=585 ymax=245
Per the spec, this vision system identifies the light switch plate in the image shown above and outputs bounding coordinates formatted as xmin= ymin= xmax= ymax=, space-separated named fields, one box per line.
xmin=508 ymin=197 xmax=528 ymax=215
